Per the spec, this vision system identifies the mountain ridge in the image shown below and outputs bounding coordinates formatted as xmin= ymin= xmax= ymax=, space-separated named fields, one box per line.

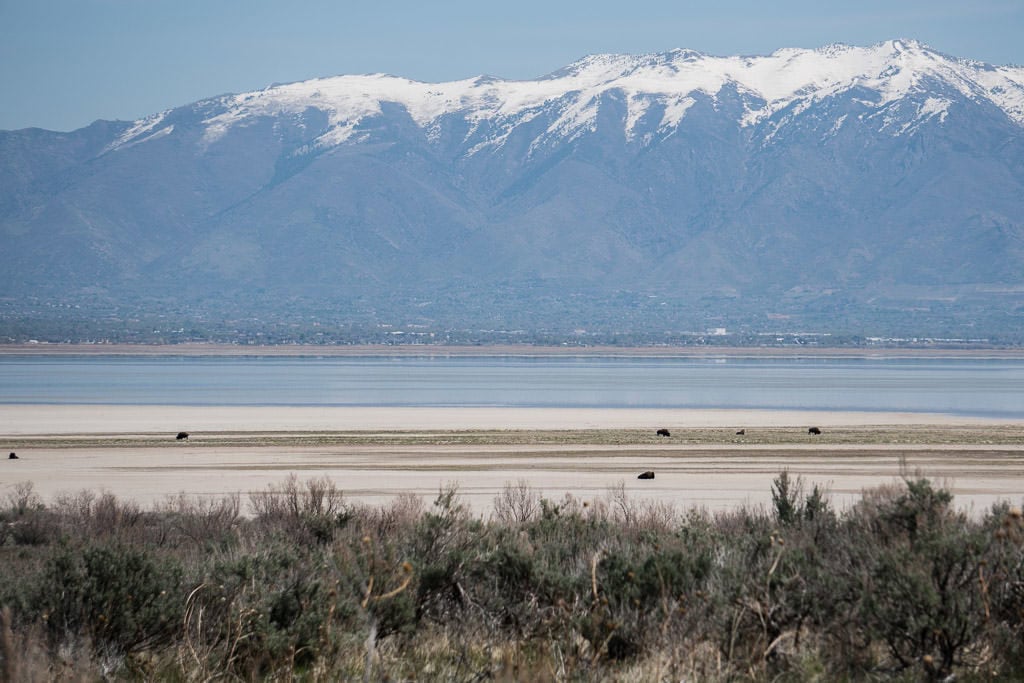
xmin=99 ymin=39 xmax=1024 ymax=157
xmin=2 ymin=40 xmax=1023 ymax=343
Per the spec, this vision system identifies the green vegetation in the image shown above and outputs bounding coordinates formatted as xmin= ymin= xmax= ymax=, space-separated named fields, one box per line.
xmin=1 ymin=474 xmax=1022 ymax=680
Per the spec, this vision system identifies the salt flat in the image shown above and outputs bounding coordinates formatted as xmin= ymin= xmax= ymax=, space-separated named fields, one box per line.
xmin=2 ymin=405 xmax=1022 ymax=516
xmin=2 ymin=404 xmax=1016 ymax=435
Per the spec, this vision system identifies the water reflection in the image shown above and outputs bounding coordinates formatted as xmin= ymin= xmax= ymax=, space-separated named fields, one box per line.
xmin=0 ymin=355 xmax=1020 ymax=418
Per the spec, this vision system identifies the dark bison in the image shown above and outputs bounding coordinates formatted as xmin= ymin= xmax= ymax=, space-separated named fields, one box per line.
xmin=176 ymin=432 xmax=190 ymax=441
xmin=656 ymin=428 xmax=671 ymax=437
xmin=637 ymin=471 xmax=655 ymax=480
xmin=736 ymin=429 xmax=745 ymax=435
xmin=8 ymin=452 xmax=17 ymax=460
xmin=808 ymin=427 xmax=822 ymax=435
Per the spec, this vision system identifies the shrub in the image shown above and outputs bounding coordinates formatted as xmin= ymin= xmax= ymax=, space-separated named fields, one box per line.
xmin=493 ymin=480 xmax=540 ymax=525
xmin=2 ymin=473 xmax=1022 ymax=680
xmin=826 ymin=478 xmax=992 ymax=679
xmin=185 ymin=541 xmax=353 ymax=678
xmin=413 ymin=485 xmax=477 ymax=624
xmin=771 ymin=470 xmax=833 ymax=527
xmin=249 ymin=474 xmax=351 ymax=543
xmin=154 ymin=492 xmax=241 ymax=546
xmin=32 ymin=543 xmax=182 ymax=655
xmin=771 ymin=470 xmax=802 ymax=527
xmin=985 ymin=503 xmax=1024 ymax=676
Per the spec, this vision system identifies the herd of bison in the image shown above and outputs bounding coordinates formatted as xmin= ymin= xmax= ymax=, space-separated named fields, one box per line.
xmin=6 ymin=427 xmax=825 ymax=481
xmin=641 ymin=425 xmax=821 ymax=479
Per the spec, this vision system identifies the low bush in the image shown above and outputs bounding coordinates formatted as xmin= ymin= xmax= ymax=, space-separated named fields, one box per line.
xmin=31 ymin=543 xmax=183 ymax=657
xmin=0 ymin=475 xmax=1021 ymax=680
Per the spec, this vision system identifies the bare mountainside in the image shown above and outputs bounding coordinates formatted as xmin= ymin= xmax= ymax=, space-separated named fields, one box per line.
xmin=2 ymin=40 xmax=1023 ymax=344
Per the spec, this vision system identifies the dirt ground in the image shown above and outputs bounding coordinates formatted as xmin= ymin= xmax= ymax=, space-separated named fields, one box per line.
xmin=3 ymin=406 xmax=1022 ymax=516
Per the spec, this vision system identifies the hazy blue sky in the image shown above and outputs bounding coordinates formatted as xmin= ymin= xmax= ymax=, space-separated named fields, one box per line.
xmin=2 ymin=0 xmax=1022 ymax=131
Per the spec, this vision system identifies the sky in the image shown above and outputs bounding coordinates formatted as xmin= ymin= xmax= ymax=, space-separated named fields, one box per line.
xmin=2 ymin=0 xmax=1023 ymax=132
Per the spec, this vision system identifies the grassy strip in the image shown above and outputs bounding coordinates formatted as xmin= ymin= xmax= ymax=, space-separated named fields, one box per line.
xmin=7 ymin=425 xmax=1024 ymax=449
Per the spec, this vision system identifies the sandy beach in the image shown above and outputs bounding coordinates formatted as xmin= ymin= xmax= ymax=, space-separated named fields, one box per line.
xmin=2 ymin=405 xmax=1022 ymax=516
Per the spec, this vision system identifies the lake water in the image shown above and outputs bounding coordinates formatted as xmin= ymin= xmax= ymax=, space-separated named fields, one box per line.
xmin=1 ymin=355 xmax=1022 ymax=418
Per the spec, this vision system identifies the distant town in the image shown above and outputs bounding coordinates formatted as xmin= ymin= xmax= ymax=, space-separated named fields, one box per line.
xmin=3 ymin=293 xmax=1020 ymax=350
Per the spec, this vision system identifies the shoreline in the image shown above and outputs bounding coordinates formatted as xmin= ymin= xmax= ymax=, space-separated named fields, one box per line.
xmin=3 ymin=342 xmax=1024 ymax=359
xmin=2 ymin=405 xmax=1022 ymax=436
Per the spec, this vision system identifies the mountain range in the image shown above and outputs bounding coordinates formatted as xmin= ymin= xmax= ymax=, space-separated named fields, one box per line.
xmin=3 ymin=39 xmax=1023 ymax=344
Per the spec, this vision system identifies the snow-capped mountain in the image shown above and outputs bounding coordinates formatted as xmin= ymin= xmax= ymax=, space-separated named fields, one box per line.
xmin=111 ymin=39 xmax=1024 ymax=153
xmin=3 ymin=40 xmax=1023 ymax=339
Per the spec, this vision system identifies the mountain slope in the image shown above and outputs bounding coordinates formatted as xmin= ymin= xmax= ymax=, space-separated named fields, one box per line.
xmin=3 ymin=40 xmax=1023 ymax=341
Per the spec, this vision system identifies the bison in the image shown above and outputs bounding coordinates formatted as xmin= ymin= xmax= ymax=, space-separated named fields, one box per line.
xmin=176 ymin=432 xmax=190 ymax=441
xmin=656 ymin=428 xmax=671 ymax=437
xmin=637 ymin=471 xmax=655 ymax=480
xmin=8 ymin=452 xmax=17 ymax=460
xmin=808 ymin=427 xmax=822 ymax=435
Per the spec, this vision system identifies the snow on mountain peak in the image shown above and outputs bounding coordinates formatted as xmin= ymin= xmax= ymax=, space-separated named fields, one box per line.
xmin=110 ymin=41 xmax=1024 ymax=154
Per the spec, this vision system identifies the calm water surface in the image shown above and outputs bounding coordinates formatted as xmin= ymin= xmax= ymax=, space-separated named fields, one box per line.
xmin=1 ymin=355 xmax=1022 ymax=418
